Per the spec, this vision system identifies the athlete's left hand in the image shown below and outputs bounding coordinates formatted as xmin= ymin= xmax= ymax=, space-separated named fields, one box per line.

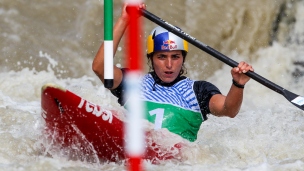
xmin=231 ymin=61 xmax=254 ymax=86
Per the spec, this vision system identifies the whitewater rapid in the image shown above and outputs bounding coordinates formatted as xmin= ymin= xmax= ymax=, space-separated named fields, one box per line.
xmin=1 ymin=0 xmax=304 ymax=170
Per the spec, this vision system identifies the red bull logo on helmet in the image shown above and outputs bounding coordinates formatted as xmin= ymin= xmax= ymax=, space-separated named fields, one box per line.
xmin=161 ymin=39 xmax=177 ymax=51
xmin=147 ymin=28 xmax=188 ymax=54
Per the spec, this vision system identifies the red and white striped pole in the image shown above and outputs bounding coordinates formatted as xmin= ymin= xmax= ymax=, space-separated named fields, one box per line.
xmin=124 ymin=1 xmax=144 ymax=171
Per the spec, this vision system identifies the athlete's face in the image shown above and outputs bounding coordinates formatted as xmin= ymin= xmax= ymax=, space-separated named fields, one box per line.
xmin=152 ymin=50 xmax=184 ymax=83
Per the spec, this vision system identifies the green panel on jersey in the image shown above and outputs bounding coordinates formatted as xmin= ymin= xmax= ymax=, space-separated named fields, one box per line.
xmin=145 ymin=101 xmax=203 ymax=142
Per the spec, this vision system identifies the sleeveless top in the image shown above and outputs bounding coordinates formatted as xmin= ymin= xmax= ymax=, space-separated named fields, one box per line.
xmin=111 ymin=69 xmax=221 ymax=142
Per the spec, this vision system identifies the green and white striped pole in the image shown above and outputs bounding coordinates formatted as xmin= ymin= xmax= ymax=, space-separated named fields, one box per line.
xmin=104 ymin=0 xmax=113 ymax=88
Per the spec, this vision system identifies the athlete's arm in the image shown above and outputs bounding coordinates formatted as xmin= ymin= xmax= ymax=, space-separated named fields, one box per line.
xmin=209 ymin=61 xmax=254 ymax=118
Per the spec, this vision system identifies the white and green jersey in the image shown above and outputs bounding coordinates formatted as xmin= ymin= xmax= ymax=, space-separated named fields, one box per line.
xmin=111 ymin=70 xmax=221 ymax=142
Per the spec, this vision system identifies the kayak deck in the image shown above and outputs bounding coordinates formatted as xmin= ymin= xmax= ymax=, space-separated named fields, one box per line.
xmin=41 ymin=83 xmax=182 ymax=163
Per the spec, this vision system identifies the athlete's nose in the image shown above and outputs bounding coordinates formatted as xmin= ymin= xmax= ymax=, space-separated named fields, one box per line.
xmin=165 ymin=57 xmax=172 ymax=69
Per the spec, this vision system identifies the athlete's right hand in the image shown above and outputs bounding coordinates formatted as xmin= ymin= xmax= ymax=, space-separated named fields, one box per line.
xmin=121 ymin=3 xmax=146 ymax=20
xmin=120 ymin=3 xmax=130 ymax=21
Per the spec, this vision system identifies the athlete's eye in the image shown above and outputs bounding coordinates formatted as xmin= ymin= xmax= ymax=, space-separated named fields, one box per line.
xmin=172 ymin=54 xmax=181 ymax=59
xmin=157 ymin=55 xmax=166 ymax=59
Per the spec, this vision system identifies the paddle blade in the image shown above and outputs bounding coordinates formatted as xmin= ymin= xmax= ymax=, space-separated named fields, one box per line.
xmin=283 ymin=89 xmax=304 ymax=110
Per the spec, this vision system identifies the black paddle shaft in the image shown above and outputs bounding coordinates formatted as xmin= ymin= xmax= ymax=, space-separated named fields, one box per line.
xmin=140 ymin=8 xmax=284 ymax=94
xmin=137 ymin=8 xmax=304 ymax=111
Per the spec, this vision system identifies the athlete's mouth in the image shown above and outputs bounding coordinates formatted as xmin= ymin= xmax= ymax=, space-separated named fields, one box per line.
xmin=164 ymin=71 xmax=174 ymax=75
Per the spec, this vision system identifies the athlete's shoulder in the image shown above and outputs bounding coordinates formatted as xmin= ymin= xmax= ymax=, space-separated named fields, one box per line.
xmin=193 ymin=80 xmax=222 ymax=95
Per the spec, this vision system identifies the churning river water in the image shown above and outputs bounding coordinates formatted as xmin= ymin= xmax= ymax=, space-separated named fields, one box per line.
xmin=1 ymin=0 xmax=304 ymax=170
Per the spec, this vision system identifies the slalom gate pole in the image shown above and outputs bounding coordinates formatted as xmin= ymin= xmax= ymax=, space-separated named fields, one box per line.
xmin=124 ymin=1 xmax=145 ymax=171
xmin=104 ymin=0 xmax=114 ymax=88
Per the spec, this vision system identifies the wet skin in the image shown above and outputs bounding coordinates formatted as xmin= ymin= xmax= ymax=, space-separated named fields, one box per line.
xmin=152 ymin=50 xmax=184 ymax=83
